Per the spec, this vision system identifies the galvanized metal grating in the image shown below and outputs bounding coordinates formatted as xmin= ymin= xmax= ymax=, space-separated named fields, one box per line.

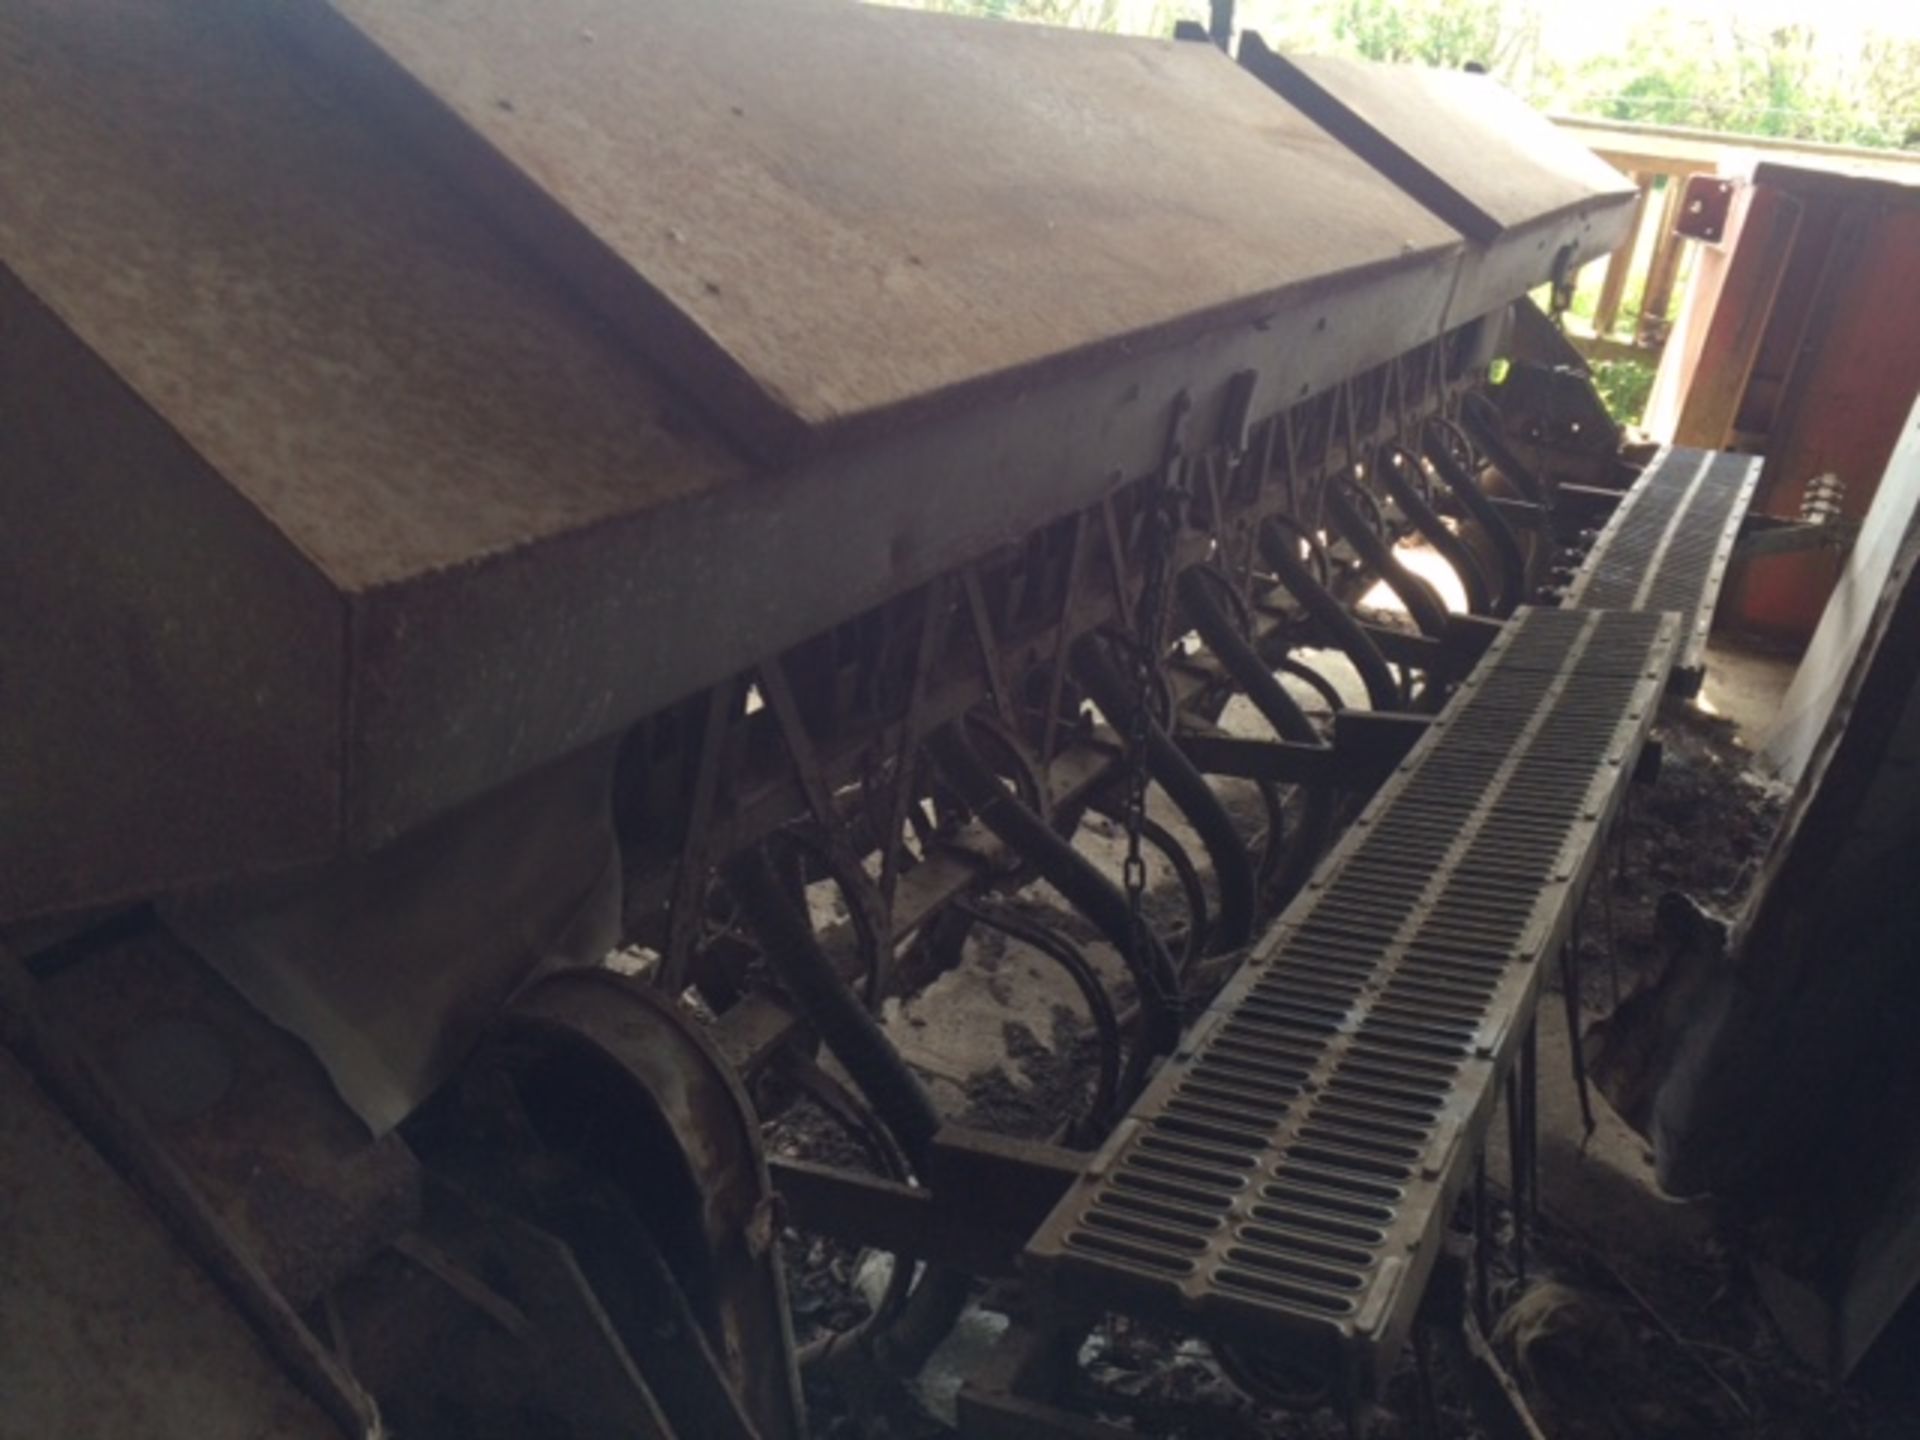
xmin=1026 ymin=607 xmax=1677 ymax=1399
xmin=1565 ymin=445 xmax=1761 ymax=670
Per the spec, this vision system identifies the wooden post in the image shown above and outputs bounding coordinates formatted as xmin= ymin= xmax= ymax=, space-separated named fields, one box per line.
xmin=1636 ymin=176 xmax=1689 ymax=346
xmin=1592 ymin=173 xmax=1653 ymax=339
xmin=1671 ymin=188 xmax=1804 ymax=448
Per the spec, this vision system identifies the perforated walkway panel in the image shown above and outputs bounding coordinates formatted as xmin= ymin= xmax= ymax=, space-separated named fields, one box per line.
xmin=1566 ymin=446 xmax=1760 ymax=672
xmin=1026 ymin=607 xmax=1677 ymax=1398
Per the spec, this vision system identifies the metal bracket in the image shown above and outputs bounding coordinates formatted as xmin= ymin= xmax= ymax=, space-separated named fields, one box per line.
xmin=1735 ymin=511 xmax=1859 ymax=559
xmin=1217 ymin=368 xmax=1258 ymax=456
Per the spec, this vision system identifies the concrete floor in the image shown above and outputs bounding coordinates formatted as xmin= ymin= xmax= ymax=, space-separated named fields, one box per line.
xmin=1697 ymin=634 xmax=1802 ymax=751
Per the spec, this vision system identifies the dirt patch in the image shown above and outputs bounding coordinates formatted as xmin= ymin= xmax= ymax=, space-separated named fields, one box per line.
xmin=1072 ymin=1314 xmax=1479 ymax=1438
xmin=955 ymin=1009 xmax=1103 ymax=1141
xmin=1571 ymin=701 xmax=1788 ymax=1014
xmin=1488 ymin=1217 xmax=1907 ymax=1440
xmin=762 ymin=1088 xmax=889 ymax=1353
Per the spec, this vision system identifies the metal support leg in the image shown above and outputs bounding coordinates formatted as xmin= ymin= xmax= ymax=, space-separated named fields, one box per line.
xmin=1522 ymin=1022 xmax=1540 ymax=1226
xmin=1413 ymin=1324 xmax=1441 ymax=1439
xmin=1505 ymin=1067 xmax=1527 ymax=1284
xmin=1561 ymin=937 xmax=1596 ymax=1143
xmin=1258 ymin=517 xmax=1401 ymax=711
xmin=1520 ymin=1029 xmax=1536 ymax=1228
xmin=1603 ymin=848 xmax=1622 ymax=1010
xmin=1473 ymin=1152 xmax=1492 ymax=1332
xmin=1608 ymin=793 xmax=1632 ymax=1008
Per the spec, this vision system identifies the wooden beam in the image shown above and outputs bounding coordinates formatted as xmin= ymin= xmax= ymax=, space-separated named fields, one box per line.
xmin=1564 ymin=329 xmax=1666 ymax=367
xmin=1636 ymin=176 xmax=1689 ymax=346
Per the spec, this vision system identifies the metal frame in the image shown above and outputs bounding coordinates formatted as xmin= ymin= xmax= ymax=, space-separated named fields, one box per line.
xmin=1024 ymin=607 xmax=1677 ymax=1402
xmin=1564 ymin=444 xmax=1763 ymax=678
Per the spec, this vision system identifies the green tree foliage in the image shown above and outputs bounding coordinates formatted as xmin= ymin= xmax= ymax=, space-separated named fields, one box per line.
xmin=1566 ymin=15 xmax=1919 ymax=147
xmin=879 ymin=0 xmax=1175 ymax=34
xmin=1854 ymin=36 xmax=1920 ymax=147
xmin=1324 ymin=0 xmax=1514 ymax=73
xmin=1589 ymin=358 xmax=1656 ymax=427
xmin=878 ymin=0 xmax=1920 ymax=152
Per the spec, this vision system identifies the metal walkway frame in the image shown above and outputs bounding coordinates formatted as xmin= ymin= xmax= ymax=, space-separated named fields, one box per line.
xmin=1566 ymin=445 xmax=1762 ymax=677
xmin=1025 ymin=607 xmax=1678 ymax=1400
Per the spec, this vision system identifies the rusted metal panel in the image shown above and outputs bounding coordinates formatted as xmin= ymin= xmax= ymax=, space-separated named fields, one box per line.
xmin=1761 ymin=198 xmax=1920 ymax=525
xmin=495 ymin=972 xmax=808 ymax=1440
xmin=1648 ymin=160 xmax=1920 ymax=640
xmin=38 ymin=929 xmax=423 ymax=1307
xmin=4 ymin=0 xmax=1480 ymax=907
xmin=343 ymin=251 xmax=1461 ymax=845
xmin=1240 ymin=42 xmax=1637 ymax=323
xmin=281 ymin=0 xmax=1463 ymax=459
xmin=0 ymin=1047 xmax=345 ymax=1439
xmin=1676 ymin=174 xmax=1737 ymax=243
xmin=0 ymin=0 xmax=743 ymax=596
xmin=1247 ymin=49 xmax=1635 ymax=242
xmin=0 ymin=273 xmax=345 ymax=923
xmin=0 ymin=0 xmax=743 ymax=917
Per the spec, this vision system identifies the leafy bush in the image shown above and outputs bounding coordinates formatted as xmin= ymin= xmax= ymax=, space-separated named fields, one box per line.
xmin=1590 ymin=359 xmax=1656 ymax=428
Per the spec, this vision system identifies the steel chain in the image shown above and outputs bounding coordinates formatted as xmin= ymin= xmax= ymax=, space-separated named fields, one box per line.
xmin=1122 ymin=452 xmax=1187 ymax=1014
